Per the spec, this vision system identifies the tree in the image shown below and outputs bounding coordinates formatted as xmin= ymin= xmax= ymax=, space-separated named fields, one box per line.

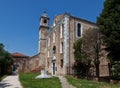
xmin=0 ymin=43 xmax=13 ymax=75
xmin=97 ymin=0 xmax=120 ymax=61
xmin=73 ymin=28 xmax=100 ymax=77
xmin=73 ymin=39 xmax=89 ymax=78
xmin=82 ymin=28 xmax=100 ymax=63
xmin=73 ymin=28 xmax=100 ymax=78
xmin=73 ymin=38 xmax=91 ymax=64
xmin=82 ymin=28 xmax=100 ymax=77
xmin=97 ymin=0 xmax=120 ymax=79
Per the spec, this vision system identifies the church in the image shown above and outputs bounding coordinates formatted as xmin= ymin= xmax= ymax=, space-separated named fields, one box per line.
xmin=28 ymin=12 xmax=109 ymax=76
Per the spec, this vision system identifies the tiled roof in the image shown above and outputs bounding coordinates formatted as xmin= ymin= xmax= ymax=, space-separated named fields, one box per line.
xmin=12 ymin=52 xmax=29 ymax=58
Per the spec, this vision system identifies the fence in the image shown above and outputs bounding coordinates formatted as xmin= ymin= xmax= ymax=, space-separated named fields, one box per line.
xmin=67 ymin=64 xmax=110 ymax=79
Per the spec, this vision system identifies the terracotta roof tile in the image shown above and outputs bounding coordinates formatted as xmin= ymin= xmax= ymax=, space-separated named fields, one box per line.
xmin=12 ymin=52 xmax=29 ymax=58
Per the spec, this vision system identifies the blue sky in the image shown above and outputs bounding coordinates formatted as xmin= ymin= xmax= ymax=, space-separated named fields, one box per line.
xmin=0 ymin=0 xmax=105 ymax=56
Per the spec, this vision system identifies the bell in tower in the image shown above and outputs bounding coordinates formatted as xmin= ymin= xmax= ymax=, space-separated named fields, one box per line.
xmin=40 ymin=11 xmax=49 ymax=28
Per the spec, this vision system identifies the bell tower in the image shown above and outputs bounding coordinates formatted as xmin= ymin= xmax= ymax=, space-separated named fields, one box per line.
xmin=38 ymin=11 xmax=49 ymax=53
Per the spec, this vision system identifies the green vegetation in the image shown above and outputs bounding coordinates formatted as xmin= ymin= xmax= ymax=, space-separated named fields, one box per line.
xmin=0 ymin=43 xmax=14 ymax=79
xmin=97 ymin=0 xmax=120 ymax=79
xmin=73 ymin=29 xmax=100 ymax=78
xmin=97 ymin=0 xmax=120 ymax=61
xmin=0 ymin=75 xmax=7 ymax=81
xmin=73 ymin=39 xmax=90 ymax=78
xmin=66 ymin=76 xmax=120 ymax=88
xmin=73 ymin=0 xmax=120 ymax=80
xmin=73 ymin=39 xmax=83 ymax=63
xmin=19 ymin=73 xmax=61 ymax=88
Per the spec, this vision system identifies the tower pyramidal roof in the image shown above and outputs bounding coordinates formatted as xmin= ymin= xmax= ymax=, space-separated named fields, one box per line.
xmin=41 ymin=11 xmax=48 ymax=18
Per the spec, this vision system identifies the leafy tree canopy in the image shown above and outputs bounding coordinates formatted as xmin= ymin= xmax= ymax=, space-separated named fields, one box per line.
xmin=0 ymin=43 xmax=14 ymax=75
xmin=73 ymin=38 xmax=91 ymax=65
xmin=97 ymin=0 xmax=120 ymax=61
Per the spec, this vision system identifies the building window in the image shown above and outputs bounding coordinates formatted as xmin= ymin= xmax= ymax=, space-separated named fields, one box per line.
xmin=53 ymin=46 xmax=56 ymax=54
xmin=48 ymin=38 xmax=50 ymax=47
xmin=60 ymin=24 xmax=64 ymax=38
xmin=47 ymin=61 xmax=49 ymax=68
xmin=48 ymin=50 xmax=50 ymax=57
xmin=61 ymin=59 xmax=63 ymax=68
xmin=77 ymin=23 xmax=81 ymax=37
xmin=60 ymin=42 xmax=64 ymax=53
xmin=53 ymin=32 xmax=56 ymax=43
xmin=53 ymin=20 xmax=56 ymax=26
xmin=39 ymin=30 xmax=41 ymax=40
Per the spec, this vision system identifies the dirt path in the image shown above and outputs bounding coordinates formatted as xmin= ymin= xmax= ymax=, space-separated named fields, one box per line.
xmin=0 ymin=74 xmax=23 ymax=88
xmin=58 ymin=76 xmax=76 ymax=88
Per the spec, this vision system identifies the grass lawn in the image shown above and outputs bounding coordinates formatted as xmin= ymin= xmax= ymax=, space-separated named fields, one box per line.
xmin=0 ymin=75 xmax=7 ymax=81
xmin=66 ymin=76 xmax=120 ymax=88
xmin=19 ymin=73 xmax=61 ymax=88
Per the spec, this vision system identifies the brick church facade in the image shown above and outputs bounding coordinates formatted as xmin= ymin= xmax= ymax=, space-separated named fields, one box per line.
xmin=28 ymin=12 xmax=109 ymax=76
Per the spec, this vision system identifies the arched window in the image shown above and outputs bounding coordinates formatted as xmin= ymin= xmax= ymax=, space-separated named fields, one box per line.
xmin=48 ymin=38 xmax=50 ymax=47
xmin=60 ymin=42 xmax=64 ymax=53
xmin=48 ymin=50 xmax=50 ymax=57
xmin=77 ymin=23 xmax=81 ymax=37
xmin=43 ymin=19 xmax=47 ymax=24
xmin=60 ymin=24 xmax=64 ymax=38
xmin=60 ymin=59 xmax=63 ymax=68
xmin=53 ymin=32 xmax=56 ymax=43
xmin=53 ymin=46 xmax=56 ymax=54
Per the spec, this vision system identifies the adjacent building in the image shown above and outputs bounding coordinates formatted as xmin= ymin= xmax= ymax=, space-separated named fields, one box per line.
xmin=12 ymin=52 xmax=29 ymax=72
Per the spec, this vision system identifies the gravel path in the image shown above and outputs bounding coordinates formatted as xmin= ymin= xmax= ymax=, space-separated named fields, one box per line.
xmin=58 ymin=76 xmax=76 ymax=88
xmin=0 ymin=74 xmax=23 ymax=88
